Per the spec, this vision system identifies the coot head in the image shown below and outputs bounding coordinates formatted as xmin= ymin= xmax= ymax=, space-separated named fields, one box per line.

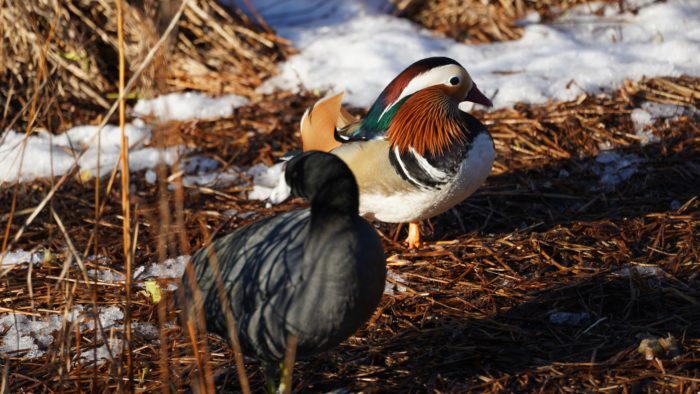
xmin=284 ymin=151 xmax=359 ymax=215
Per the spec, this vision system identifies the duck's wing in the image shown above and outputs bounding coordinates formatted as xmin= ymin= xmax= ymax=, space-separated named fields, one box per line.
xmin=331 ymin=139 xmax=414 ymax=195
xmin=181 ymin=210 xmax=310 ymax=356
xmin=300 ymin=91 xmax=361 ymax=152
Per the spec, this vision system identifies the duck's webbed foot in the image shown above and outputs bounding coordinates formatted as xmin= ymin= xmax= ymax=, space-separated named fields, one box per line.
xmin=404 ymin=222 xmax=423 ymax=249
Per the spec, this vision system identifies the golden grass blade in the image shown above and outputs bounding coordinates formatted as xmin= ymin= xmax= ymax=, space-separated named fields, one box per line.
xmin=116 ymin=0 xmax=134 ymax=387
xmin=50 ymin=207 xmax=90 ymax=285
xmin=280 ymin=334 xmax=298 ymax=394
xmin=197 ymin=220 xmax=251 ymax=394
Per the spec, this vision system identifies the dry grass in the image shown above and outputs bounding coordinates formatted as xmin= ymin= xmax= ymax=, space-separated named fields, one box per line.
xmin=1 ymin=3 xmax=699 ymax=391
xmin=393 ymin=0 xmax=623 ymax=44
xmin=1 ymin=75 xmax=698 ymax=392
xmin=0 ymin=0 xmax=292 ymax=131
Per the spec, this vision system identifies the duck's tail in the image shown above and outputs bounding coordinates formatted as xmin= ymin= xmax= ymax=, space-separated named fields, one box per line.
xmin=300 ymin=91 xmax=355 ymax=152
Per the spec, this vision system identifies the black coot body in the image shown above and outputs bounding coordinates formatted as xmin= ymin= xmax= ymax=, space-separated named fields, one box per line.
xmin=181 ymin=151 xmax=386 ymax=362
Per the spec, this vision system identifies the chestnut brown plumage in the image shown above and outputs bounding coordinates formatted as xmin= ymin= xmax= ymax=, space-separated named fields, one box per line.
xmin=386 ymin=86 xmax=467 ymax=156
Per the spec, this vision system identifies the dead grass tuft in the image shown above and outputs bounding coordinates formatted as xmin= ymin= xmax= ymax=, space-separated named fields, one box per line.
xmin=0 ymin=0 xmax=292 ymax=131
xmin=393 ymin=0 xmax=621 ymax=44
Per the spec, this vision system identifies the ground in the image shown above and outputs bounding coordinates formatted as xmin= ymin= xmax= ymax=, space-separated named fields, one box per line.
xmin=1 ymin=1 xmax=699 ymax=393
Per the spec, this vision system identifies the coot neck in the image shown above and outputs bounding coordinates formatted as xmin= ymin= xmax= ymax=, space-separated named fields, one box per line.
xmin=308 ymin=176 xmax=359 ymax=220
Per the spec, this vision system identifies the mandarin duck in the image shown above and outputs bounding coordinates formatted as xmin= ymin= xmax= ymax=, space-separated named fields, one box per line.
xmin=182 ymin=151 xmax=386 ymax=391
xmin=300 ymin=57 xmax=495 ymax=248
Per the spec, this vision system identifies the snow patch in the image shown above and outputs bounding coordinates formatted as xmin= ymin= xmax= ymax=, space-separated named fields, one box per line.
xmin=614 ymin=265 xmax=663 ymax=278
xmin=87 ymin=268 xmax=125 ymax=283
xmin=135 ymin=255 xmax=190 ymax=280
xmin=0 ymin=306 xmax=85 ymax=359
xmin=174 ymin=155 xmax=242 ymax=188
xmin=1 ymin=250 xmax=45 ymax=266
xmin=631 ymin=102 xmax=697 ymax=145
xmin=145 ymin=169 xmax=157 ymax=184
xmin=0 ymin=303 xmax=162 ymax=363
xmin=133 ymin=92 xmax=248 ymax=121
xmin=184 ymin=155 xmax=220 ymax=174
xmin=83 ymin=306 xmax=124 ymax=331
xmin=630 ymin=108 xmax=659 ymax=145
xmin=384 ymin=270 xmax=408 ymax=295
xmin=183 ymin=170 xmax=241 ymax=188
xmin=247 ymin=162 xmax=289 ymax=203
xmin=256 ymin=0 xmax=700 ymax=109
xmin=133 ymin=322 xmax=160 ymax=340
xmin=0 ymin=314 xmax=64 ymax=358
xmin=592 ymin=150 xmax=643 ymax=190
xmin=80 ymin=337 xmax=123 ymax=365
xmin=0 ymin=123 xmax=180 ymax=183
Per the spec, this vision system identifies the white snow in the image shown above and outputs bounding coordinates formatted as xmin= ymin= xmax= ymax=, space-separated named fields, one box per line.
xmin=631 ymin=102 xmax=698 ymax=145
xmin=128 ymin=146 xmax=180 ymax=173
xmin=384 ymin=270 xmax=408 ymax=295
xmin=180 ymin=156 xmax=241 ymax=188
xmin=0 ymin=305 xmax=86 ymax=359
xmin=0 ymin=92 xmax=251 ymax=185
xmin=253 ymin=0 xmax=700 ymax=109
xmin=3 ymin=1 xmax=698 ymax=187
xmin=0 ymin=314 xmax=64 ymax=358
xmin=135 ymin=255 xmax=189 ymax=280
xmin=84 ymin=306 xmax=124 ymax=331
xmin=183 ymin=170 xmax=240 ymax=188
xmin=0 ymin=303 xmax=161 ymax=362
xmin=222 ymin=208 xmax=239 ymax=218
xmin=133 ymin=322 xmax=160 ymax=340
xmin=144 ymin=169 xmax=157 ymax=184
xmin=84 ymin=256 xmax=126 ymax=283
xmin=184 ymin=155 xmax=221 ymax=174
xmin=133 ymin=92 xmax=248 ymax=121
xmin=0 ymin=250 xmax=45 ymax=266
xmin=592 ymin=150 xmax=643 ymax=190
xmin=0 ymin=123 xmax=180 ymax=184
xmin=0 ymin=251 xmax=190 ymax=361
xmin=246 ymin=161 xmax=289 ymax=202
xmin=80 ymin=337 xmax=122 ymax=365
xmin=614 ymin=264 xmax=663 ymax=277
xmin=0 ymin=250 xmax=189 ymax=361
xmin=630 ymin=108 xmax=659 ymax=145
xmin=87 ymin=268 xmax=125 ymax=283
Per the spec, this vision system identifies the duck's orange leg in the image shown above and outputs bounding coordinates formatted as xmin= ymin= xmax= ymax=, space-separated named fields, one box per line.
xmin=404 ymin=222 xmax=422 ymax=249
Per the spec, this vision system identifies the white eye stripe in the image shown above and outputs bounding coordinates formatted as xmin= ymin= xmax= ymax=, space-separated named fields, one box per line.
xmin=379 ymin=64 xmax=466 ymax=122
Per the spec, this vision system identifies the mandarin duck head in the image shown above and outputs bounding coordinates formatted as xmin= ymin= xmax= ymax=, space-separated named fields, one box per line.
xmin=360 ymin=57 xmax=492 ymax=156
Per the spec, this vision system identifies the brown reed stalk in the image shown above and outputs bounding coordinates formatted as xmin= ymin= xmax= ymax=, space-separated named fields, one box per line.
xmin=197 ymin=219 xmax=251 ymax=394
xmin=184 ymin=320 xmax=208 ymax=393
xmin=172 ymin=160 xmax=190 ymax=255
xmin=155 ymin=164 xmax=171 ymax=393
xmin=180 ymin=251 xmax=217 ymax=392
xmin=116 ymin=0 xmax=134 ymax=388
xmin=281 ymin=334 xmax=298 ymax=394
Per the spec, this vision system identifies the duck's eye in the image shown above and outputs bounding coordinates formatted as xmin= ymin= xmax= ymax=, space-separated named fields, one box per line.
xmin=449 ymin=76 xmax=460 ymax=86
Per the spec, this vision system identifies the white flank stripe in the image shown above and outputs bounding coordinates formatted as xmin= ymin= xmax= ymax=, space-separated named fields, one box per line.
xmin=392 ymin=147 xmax=426 ymax=188
xmin=409 ymin=147 xmax=448 ymax=181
